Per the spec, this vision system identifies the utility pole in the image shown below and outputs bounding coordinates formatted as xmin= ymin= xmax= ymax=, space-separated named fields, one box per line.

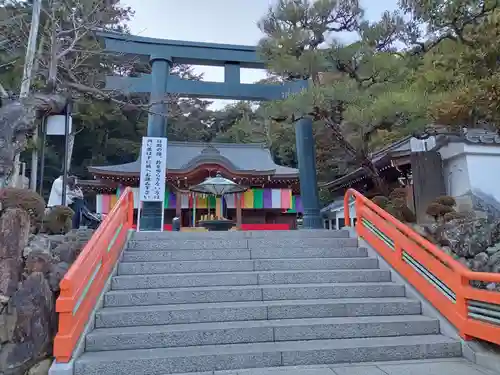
xmin=19 ymin=0 xmax=42 ymax=190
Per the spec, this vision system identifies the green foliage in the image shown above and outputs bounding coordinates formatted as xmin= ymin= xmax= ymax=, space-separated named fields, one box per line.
xmin=426 ymin=195 xmax=457 ymax=222
xmin=257 ymin=0 xmax=426 ymax=192
xmin=3 ymin=0 xmax=500 ymax=206
xmin=397 ymin=0 xmax=500 ymax=128
xmin=257 ymin=0 xmax=500 ymax=192
xmin=372 ymin=189 xmax=416 ymax=223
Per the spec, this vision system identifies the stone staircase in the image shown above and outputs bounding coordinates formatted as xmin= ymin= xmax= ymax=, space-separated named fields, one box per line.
xmin=74 ymin=230 xmax=462 ymax=375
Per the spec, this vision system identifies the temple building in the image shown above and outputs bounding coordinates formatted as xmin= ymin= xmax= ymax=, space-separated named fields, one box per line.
xmin=83 ymin=142 xmax=303 ymax=230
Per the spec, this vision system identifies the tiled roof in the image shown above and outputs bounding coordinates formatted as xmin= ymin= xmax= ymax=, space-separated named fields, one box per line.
xmin=88 ymin=141 xmax=298 ymax=177
xmin=462 ymin=129 xmax=500 ymax=144
xmin=321 ymin=128 xmax=500 ymax=191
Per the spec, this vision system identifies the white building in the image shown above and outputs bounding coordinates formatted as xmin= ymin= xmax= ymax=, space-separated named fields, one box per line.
xmin=321 ymin=128 xmax=500 ymax=223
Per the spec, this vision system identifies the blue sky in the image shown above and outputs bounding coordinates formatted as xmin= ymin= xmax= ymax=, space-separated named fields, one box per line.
xmin=121 ymin=0 xmax=399 ymax=108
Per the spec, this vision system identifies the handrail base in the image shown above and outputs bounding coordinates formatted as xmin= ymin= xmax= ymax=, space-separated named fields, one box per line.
xmin=464 ymin=339 xmax=500 ymax=374
xmin=50 ymin=230 xmax=133 ymax=373
xmin=50 ymin=260 xmax=120 ymax=374
xmin=48 ymin=361 xmax=73 ymax=375
xmin=355 ymin=230 xmax=500 ymax=373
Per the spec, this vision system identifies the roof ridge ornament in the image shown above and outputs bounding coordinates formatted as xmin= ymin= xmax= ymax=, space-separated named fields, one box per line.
xmin=201 ymin=143 xmax=220 ymax=155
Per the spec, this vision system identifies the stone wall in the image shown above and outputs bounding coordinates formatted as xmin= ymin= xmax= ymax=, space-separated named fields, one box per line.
xmin=454 ymin=189 xmax=500 ymax=220
xmin=0 ymin=205 xmax=93 ymax=375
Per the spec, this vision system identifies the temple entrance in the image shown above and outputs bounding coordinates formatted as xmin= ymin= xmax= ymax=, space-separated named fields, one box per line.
xmin=88 ymin=142 xmax=303 ymax=230
xmin=96 ymin=31 xmax=322 ymax=230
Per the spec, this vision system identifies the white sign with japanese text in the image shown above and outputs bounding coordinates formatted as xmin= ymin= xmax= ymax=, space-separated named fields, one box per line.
xmin=139 ymin=137 xmax=167 ymax=202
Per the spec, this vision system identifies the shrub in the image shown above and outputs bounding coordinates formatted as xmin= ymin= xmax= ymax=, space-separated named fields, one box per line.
xmin=0 ymin=188 xmax=46 ymax=231
xmin=372 ymin=189 xmax=416 ymax=223
xmin=372 ymin=196 xmax=389 ymax=209
xmin=389 ymin=187 xmax=407 ymax=200
xmin=434 ymin=195 xmax=456 ymax=207
xmin=42 ymin=205 xmax=74 ymax=234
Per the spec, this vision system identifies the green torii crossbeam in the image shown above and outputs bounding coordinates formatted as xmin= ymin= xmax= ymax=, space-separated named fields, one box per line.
xmin=98 ymin=31 xmax=322 ymax=230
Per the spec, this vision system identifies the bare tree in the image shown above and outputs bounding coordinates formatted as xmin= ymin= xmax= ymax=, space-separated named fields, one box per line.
xmin=0 ymin=0 xmax=142 ymax=186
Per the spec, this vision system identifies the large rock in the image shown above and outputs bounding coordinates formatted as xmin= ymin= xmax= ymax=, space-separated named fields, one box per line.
xmin=23 ymin=234 xmax=64 ymax=258
xmin=0 ymin=272 xmax=55 ymax=375
xmin=27 ymin=359 xmax=52 ymax=375
xmin=416 ymin=214 xmax=500 ymax=291
xmin=0 ymin=208 xmax=30 ymax=301
xmin=441 ymin=217 xmax=500 ymax=259
xmin=51 ymin=241 xmax=80 ymax=265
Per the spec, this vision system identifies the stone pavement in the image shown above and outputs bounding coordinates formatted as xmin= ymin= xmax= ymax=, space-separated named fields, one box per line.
xmin=206 ymin=358 xmax=496 ymax=375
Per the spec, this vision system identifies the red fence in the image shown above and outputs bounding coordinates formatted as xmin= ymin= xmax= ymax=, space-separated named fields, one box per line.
xmin=53 ymin=188 xmax=134 ymax=363
xmin=345 ymin=188 xmax=500 ymax=345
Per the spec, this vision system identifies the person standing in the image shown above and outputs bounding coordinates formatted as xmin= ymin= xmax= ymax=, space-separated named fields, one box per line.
xmin=67 ymin=176 xmax=85 ymax=229
xmin=48 ymin=175 xmax=84 ymax=228
xmin=48 ymin=175 xmax=69 ymax=207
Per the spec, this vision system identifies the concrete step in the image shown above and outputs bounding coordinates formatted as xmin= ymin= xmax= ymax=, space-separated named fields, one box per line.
xmin=248 ymin=238 xmax=358 ymax=249
xmin=253 ymin=257 xmax=378 ymax=271
xmin=118 ymin=259 xmax=254 ymax=275
xmin=95 ymin=297 xmax=423 ymax=328
xmin=86 ymin=315 xmax=440 ymax=351
xmin=131 ymin=229 xmax=351 ymax=241
xmin=117 ymin=257 xmax=379 ymax=275
xmin=250 ymin=247 xmax=367 ymax=259
xmin=111 ymin=269 xmax=392 ymax=290
xmin=75 ymin=335 xmax=461 ymax=375
xmin=122 ymin=249 xmax=251 ymax=262
xmin=127 ymin=238 xmax=249 ymax=251
xmin=127 ymin=237 xmax=359 ymax=251
xmin=103 ymin=282 xmax=406 ymax=307
xmin=121 ymin=247 xmax=368 ymax=262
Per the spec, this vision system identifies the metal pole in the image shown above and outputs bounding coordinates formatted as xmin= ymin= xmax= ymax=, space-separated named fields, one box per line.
xmin=38 ymin=117 xmax=46 ymax=196
xmin=61 ymin=101 xmax=72 ymax=206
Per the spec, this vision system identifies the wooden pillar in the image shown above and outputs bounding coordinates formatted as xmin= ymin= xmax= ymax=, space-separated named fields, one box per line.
xmin=215 ymin=197 xmax=222 ymax=219
xmin=176 ymin=191 xmax=182 ymax=224
xmin=236 ymin=193 xmax=242 ymax=228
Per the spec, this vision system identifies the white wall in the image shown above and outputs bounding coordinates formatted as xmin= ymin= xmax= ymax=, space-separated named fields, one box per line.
xmin=323 ymin=201 xmax=356 ymax=230
xmin=440 ymin=143 xmax=500 ymax=202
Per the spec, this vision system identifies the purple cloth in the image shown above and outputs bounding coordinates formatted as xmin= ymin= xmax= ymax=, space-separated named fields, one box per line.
xmin=169 ymin=193 xmax=176 ymax=209
xmin=263 ymin=189 xmax=273 ymax=208
xmin=295 ymin=196 xmax=303 ymax=213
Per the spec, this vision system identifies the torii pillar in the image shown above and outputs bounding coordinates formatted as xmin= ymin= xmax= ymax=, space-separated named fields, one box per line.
xmin=140 ymin=55 xmax=171 ymax=230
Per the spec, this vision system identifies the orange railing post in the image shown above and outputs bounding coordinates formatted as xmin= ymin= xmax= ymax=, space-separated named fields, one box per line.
xmin=127 ymin=189 xmax=134 ymax=227
xmin=344 ymin=191 xmax=352 ymax=227
xmin=345 ymin=188 xmax=500 ymax=346
xmin=53 ymin=187 xmax=134 ymax=363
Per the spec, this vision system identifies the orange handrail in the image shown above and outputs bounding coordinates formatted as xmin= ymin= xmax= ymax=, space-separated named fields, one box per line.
xmin=345 ymin=188 xmax=500 ymax=345
xmin=53 ymin=187 xmax=134 ymax=363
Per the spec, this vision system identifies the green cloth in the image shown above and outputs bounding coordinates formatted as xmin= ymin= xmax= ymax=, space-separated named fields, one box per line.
xmin=208 ymin=195 xmax=216 ymax=209
xmin=253 ymin=189 xmax=264 ymax=209
xmin=164 ymin=187 xmax=170 ymax=208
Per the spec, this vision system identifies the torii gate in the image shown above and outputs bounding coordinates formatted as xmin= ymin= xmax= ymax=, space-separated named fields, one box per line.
xmin=98 ymin=32 xmax=322 ymax=230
